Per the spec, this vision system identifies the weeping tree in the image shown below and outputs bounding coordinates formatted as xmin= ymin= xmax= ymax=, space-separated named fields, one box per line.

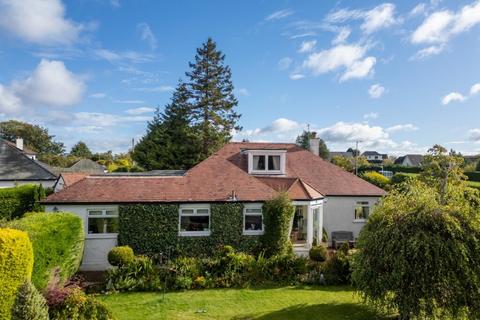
xmin=352 ymin=145 xmax=480 ymax=319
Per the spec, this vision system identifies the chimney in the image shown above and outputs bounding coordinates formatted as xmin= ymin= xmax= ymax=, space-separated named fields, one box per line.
xmin=16 ymin=138 xmax=24 ymax=151
xmin=309 ymin=132 xmax=320 ymax=156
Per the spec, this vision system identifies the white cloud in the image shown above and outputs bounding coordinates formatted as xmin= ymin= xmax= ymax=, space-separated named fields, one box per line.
xmin=125 ymin=107 xmax=155 ymax=115
xmin=94 ymin=49 xmax=155 ymax=64
xmin=114 ymin=99 xmax=144 ymax=104
xmin=278 ymin=57 xmax=293 ymax=70
xmin=469 ymin=129 xmax=480 ymax=141
xmin=332 ymin=27 xmax=351 ymax=45
xmin=325 ymin=3 xmax=399 ymax=34
xmin=470 ymin=83 xmax=480 ymax=95
xmin=237 ymin=88 xmax=250 ymax=96
xmin=133 ymin=85 xmax=174 ymax=92
xmin=0 ymin=60 xmax=85 ymax=117
xmin=137 ymin=23 xmax=158 ymax=50
xmin=290 ymin=73 xmax=305 ymax=80
xmin=234 ymin=118 xmax=304 ymax=141
xmin=318 ymin=121 xmax=388 ymax=143
xmin=386 ymin=124 xmax=419 ymax=133
xmin=265 ymin=9 xmax=294 ymax=21
xmin=89 ymin=92 xmax=107 ymax=99
xmin=410 ymin=3 xmax=427 ymax=17
xmin=411 ymin=1 xmax=480 ymax=53
xmin=298 ymin=40 xmax=317 ymax=53
xmin=260 ymin=118 xmax=301 ymax=134
xmin=303 ymin=44 xmax=366 ymax=75
xmin=0 ymin=0 xmax=81 ymax=45
xmin=340 ymin=56 xmax=376 ymax=81
xmin=442 ymin=92 xmax=466 ymax=105
xmin=368 ymin=84 xmax=386 ymax=98
xmin=363 ymin=112 xmax=379 ymax=119
xmin=411 ymin=44 xmax=445 ymax=59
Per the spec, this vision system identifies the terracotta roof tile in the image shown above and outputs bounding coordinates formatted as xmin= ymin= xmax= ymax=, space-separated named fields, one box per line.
xmin=45 ymin=142 xmax=385 ymax=203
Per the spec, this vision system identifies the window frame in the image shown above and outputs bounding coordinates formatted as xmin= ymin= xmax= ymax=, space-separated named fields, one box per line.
xmin=86 ymin=208 xmax=119 ymax=238
xmin=354 ymin=201 xmax=370 ymax=222
xmin=247 ymin=150 xmax=286 ymax=175
xmin=178 ymin=204 xmax=211 ymax=237
xmin=243 ymin=203 xmax=264 ymax=235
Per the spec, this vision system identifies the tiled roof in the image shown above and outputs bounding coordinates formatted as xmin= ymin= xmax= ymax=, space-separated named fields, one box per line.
xmin=60 ymin=172 xmax=89 ymax=187
xmin=4 ymin=140 xmax=37 ymax=155
xmin=45 ymin=142 xmax=385 ymax=203
xmin=0 ymin=139 xmax=57 ymax=181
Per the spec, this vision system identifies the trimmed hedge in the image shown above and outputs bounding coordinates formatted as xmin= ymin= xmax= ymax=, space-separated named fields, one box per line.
xmin=8 ymin=212 xmax=84 ymax=289
xmin=0 ymin=228 xmax=34 ymax=320
xmin=358 ymin=165 xmax=422 ymax=175
xmin=0 ymin=184 xmax=45 ymax=220
xmin=108 ymin=246 xmax=135 ymax=267
xmin=361 ymin=171 xmax=390 ymax=189
xmin=118 ymin=203 xmax=261 ymax=258
xmin=466 ymin=171 xmax=480 ymax=182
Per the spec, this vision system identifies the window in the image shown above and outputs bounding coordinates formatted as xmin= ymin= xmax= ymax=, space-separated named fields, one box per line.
xmin=244 ymin=205 xmax=263 ymax=235
xmin=87 ymin=209 xmax=118 ymax=235
xmin=354 ymin=201 xmax=370 ymax=221
xmin=248 ymin=150 xmax=286 ymax=174
xmin=179 ymin=205 xmax=210 ymax=236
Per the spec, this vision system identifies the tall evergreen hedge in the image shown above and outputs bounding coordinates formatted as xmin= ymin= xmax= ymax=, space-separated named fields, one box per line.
xmin=0 ymin=185 xmax=45 ymax=220
xmin=8 ymin=212 xmax=84 ymax=289
xmin=0 ymin=228 xmax=34 ymax=320
xmin=263 ymin=193 xmax=295 ymax=256
xmin=118 ymin=203 xmax=262 ymax=258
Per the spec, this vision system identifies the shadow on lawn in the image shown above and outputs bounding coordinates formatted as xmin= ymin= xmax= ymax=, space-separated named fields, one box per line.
xmin=232 ymin=303 xmax=392 ymax=320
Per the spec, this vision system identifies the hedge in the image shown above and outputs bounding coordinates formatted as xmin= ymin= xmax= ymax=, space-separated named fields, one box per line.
xmin=358 ymin=165 xmax=422 ymax=175
xmin=8 ymin=212 xmax=84 ymax=289
xmin=118 ymin=203 xmax=262 ymax=258
xmin=466 ymin=171 xmax=480 ymax=182
xmin=263 ymin=193 xmax=295 ymax=256
xmin=0 ymin=184 xmax=45 ymax=220
xmin=0 ymin=228 xmax=34 ymax=320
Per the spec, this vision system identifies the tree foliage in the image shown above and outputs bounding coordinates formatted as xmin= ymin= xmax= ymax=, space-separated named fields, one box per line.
xmin=70 ymin=141 xmax=93 ymax=158
xmin=476 ymin=159 xmax=480 ymax=172
xmin=262 ymin=193 xmax=295 ymax=257
xmin=331 ymin=155 xmax=369 ymax=172
xmin=295 ymin=130 xmax=329 ymax=159
xmin=0 ymin=120 xmax=64 ymax=155
xmin=361 ymin=171 xmax=390 ymax=189
xmin=186 ymin=38 xmax=241 ymax=160
xmin=353 ymin=147 xmax=480 ymax=319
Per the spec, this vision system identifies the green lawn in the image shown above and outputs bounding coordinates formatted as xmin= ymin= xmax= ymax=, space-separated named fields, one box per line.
xmin=98 ymin=286 xmax=393 ymax=320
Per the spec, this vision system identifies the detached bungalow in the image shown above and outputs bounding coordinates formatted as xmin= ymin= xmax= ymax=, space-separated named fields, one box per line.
xmin=44 ymin=139 xmax=385 ymax=270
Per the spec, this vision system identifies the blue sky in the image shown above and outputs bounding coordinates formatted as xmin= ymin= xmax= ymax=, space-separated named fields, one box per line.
xmin=1 ymin=0 xmax=480 ymax=155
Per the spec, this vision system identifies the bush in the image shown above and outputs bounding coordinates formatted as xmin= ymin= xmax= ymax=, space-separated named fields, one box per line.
xmin=390 ymin=172 xmax=412 ymax=185
xmin=361 ymin=171 xmax=390 ymax=189
xmin=263 ymin=193 xmax=295 ymax=256
xmin=0 ymin=228 xmax=34 ymax=320
xmin=8 ymin=212 xmax=84 ymax=290
xmin=47 ymin=285 xmax=115 ymax=320
xmin=106 ymin=256 xmax=161 ymax=292
xmin=309 ymin=246 xmax=327 ymax=262
xmin=466 ymin=171 xmax=480 ymax=182
xmin=108 ymin=246 xmax=134 ymax=267
xmin=322 ymin=250 xmax=351 ymax=285
xmin=12 ymin=281 xmax=49 ymax=320
xmin=0 ymin=185 xmax=45 ymax=220
xmin=352 ymin=181 xmax=480 ymax=319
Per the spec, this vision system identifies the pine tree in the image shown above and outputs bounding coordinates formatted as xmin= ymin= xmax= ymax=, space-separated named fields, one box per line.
xmin=295 ymin=130 xmax=330 ymax=159
xmin=132 ymin=82 xmax=200 ymax=170
xmin=186 ymin=38 xmax=241 ymax=160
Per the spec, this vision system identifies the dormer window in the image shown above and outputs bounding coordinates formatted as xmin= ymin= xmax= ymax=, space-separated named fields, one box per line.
xmin=247 ymin=150 xmax=286 ymax=175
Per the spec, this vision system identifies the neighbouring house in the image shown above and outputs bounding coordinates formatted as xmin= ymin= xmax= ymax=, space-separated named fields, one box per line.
xmin=50 ymin=159 xmax=107 ymax=176
xmin=328 ymin=151 xmax=354 ymax=160
xmin=54 ymin=172 xmax=90 ymax=192
xmin=362 ymin=151 xmax=388 ymax=164
xmin=394 ymin=154 xmax=424 ymax=167
xmin=0 ymin=138 xmax=57 ymax=188
xmin=44 ymin=139 xmax=385 ymax=270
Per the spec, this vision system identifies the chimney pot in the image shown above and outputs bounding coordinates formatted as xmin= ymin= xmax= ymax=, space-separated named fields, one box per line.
xmin=16 ymin=138 xmax=24 ymax=151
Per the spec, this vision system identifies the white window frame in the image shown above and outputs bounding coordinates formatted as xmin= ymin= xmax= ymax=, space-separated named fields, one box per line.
xmin=178 ymin=204 xmax=211 ymax=237
xmin=247 ymin=150 xmax=286 ymax=175
xmin=86 ymin=208 xmax=119 ymax=238
xmin=354 ymin=201 xmax=370 ymax=222
xmin=243 ymin=203 xmax=264 ymax=235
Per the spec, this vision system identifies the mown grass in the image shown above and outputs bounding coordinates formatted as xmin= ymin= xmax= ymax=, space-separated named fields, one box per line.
xmin=98 ymin=286 xmax=394 ymax=320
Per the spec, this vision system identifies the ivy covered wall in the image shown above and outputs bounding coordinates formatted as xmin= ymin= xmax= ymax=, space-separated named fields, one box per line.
xmin=118 ymin=203 xmax=262 ymax=258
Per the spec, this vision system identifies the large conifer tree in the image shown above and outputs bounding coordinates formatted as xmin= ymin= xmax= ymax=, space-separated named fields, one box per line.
xmin=133 ymin=82 xmax=200 ymax=170
xmin=186 ymin=38 xmax=241 ymax=160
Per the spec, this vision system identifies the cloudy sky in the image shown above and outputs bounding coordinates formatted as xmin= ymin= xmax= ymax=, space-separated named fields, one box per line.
xmin=0 ymin=0 xmax=480 ymax=155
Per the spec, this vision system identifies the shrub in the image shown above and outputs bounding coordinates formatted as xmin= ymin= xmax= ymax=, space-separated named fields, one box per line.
xmin=8 ymin=212 xmax=84 ymax=290
xmin=0 ymin=228 xmax=34 ymax=320
xmin=106 ymin=256 xmax=161 ymax=292
xmin=48 ymin=286 xmax=115 ymax=320
xmin=361 ymin=171 xmax=390 ymax=189
xmin=352 ymin=181 xmax=480 ymax=319
xmin=309 ymin=246 xmax=327 ymax=262
xmin=466 ymin=171 xmax=480 ymax=182
xmin=390 ymin=172 xmax=412 ymax=185
xmin=0 ymin=184 xmax=45 ymax=220
xmin=476 ymin=160 xmax=480 ymax=172
xmin=108 ymin=246 xmax=134 ymax=267
xmin=322 ymin=250 xmax=351 ymax=285
xmin=263 ymin=193 xmax=295 ymax=256
xmin=12 ymin=281 xmax=49 ymax=320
